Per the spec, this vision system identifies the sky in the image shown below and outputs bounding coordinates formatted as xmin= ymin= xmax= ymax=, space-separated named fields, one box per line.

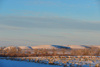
xmin=0 ymin=0 xmax=100 ymax=47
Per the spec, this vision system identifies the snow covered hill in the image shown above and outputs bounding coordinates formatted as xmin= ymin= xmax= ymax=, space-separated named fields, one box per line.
xmin=3 ymin=45 xmax=100 ymax=50
xmin=18 ymin=46 xmax=32 ymax=50
xmin=31 ymin=45 xmax=57 ymax=49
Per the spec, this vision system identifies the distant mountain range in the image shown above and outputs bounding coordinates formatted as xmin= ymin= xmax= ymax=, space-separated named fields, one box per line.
xmin=3 ymin=45 xmax=100 ymax=50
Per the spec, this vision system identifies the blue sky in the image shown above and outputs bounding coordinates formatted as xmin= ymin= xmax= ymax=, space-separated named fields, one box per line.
xmin=0 ymin=0 xmax=100 ymax=47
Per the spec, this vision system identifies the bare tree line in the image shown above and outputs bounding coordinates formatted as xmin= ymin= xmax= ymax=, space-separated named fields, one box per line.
xmin=71 ymin=47 xmax=100 ymax=56
xmin=0 ymin=47 xmax=68 ymax=57
xmin=1 ymin=46 xmax=100 ymax=57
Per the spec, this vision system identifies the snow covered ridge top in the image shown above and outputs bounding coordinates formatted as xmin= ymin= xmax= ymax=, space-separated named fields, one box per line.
xmin=31 ymin=45 xmax=57 ymax=49
xmin=3 ymin=46 xmax=19 ymax=50
xmin=3 ymin=46 xmax=33 ymax=50
xmin=2 ymin=45 xmax=100 ymax=50
xmin=18 ymin=46 xmax=32 ymax=50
